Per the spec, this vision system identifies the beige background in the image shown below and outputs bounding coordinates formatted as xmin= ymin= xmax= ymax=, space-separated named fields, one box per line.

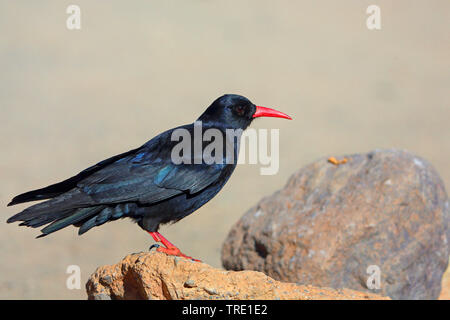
xmin=0 ymin=1 xmax=448 ymax=299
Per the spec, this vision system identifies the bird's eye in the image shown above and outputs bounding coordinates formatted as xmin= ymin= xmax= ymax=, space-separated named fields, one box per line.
xmin=235 ymin=105 xmax=245 ymax=115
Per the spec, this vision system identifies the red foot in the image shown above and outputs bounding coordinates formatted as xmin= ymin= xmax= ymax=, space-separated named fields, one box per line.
xmin=156 ymin=246 xmax=201 ymax=262
xmin=148 ymin=231 xmax=201 ymax=262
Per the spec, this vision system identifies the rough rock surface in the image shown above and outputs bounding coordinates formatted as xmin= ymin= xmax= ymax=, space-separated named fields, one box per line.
xmin=86 ymin=251 xmax=387 ymax=300
xmin=222 ymin=149 xmax=449 ymax=300
xmin=439 ymin=267 xmax=450 ymax=300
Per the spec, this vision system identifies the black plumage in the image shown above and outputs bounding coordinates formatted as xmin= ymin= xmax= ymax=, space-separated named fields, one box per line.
xmin=7 ymin=94 xmax=291 ymax=258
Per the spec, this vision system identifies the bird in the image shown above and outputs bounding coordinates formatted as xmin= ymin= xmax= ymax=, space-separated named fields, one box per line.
xmin=7 ymin=94 xmax=291 ymax=260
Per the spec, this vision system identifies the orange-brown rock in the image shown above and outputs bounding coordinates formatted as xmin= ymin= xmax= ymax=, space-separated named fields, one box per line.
xmin=439 ymin=264 xmax=450 ymax=300
xmin=86 ymin=251 xmax=388 ymax=300
xmin=222 ymin=149 xmax=449 ymax=300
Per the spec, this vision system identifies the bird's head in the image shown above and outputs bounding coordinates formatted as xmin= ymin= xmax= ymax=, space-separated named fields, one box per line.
xmin=198 ymin=94 xmax=291 ymax=130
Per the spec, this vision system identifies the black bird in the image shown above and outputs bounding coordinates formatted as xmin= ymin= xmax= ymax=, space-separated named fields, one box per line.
xmin=7 ymin=94 xmax=291 ymax=260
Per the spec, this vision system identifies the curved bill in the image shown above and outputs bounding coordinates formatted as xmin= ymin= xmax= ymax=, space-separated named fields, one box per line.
xmin=253 ymin=106 xmax=292 ymax=120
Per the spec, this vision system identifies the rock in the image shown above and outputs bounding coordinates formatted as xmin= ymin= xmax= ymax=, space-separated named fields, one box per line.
xmin=86 ymin=251 xmax=387 ymax=300
xmin=221 ymin=149 xmax=449 ymax=300
xmin=439 ymin=265 xmax=450 ymax=300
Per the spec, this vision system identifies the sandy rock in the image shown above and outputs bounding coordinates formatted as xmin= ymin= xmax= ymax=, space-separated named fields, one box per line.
xmin=222 ymin=149 xmax=449 ymax=300
xmin=86 ymin=251 xmax=387 ymax=300
xmin=439 ymin=266 xmax=450 ymax=300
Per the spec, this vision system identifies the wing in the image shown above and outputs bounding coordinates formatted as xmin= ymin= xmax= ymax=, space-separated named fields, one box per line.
xmin=76 ymin=124 xmax=226 ymax=206
xmin=10 ymin=123 xmax=226 ymax=209
xmin=77 ymin=157 xmax=224 ymax=205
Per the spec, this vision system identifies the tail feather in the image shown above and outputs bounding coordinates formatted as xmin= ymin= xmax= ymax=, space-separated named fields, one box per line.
xmin=38 ymin=206 xmax=106 ymax=237
xmin=7 ymin=192 xmax=106 ymax=237
xmin=78 ymin=207 xmax=117 ymax=235
xmin=8 ymin=189 xmax=132 ymax=237
xmin=17 ymin=209 xmax=73 ymax=228
xmin=7 ymin=189 xmax=89 ymax=224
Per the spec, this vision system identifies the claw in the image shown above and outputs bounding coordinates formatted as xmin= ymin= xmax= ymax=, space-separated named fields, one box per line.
xmin=149 ymin=243 xmax=160 ymax=251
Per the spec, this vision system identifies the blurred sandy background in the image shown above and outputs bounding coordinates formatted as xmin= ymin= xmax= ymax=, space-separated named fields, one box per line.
xmin=0 ymin=1 xmax=449 ymax=299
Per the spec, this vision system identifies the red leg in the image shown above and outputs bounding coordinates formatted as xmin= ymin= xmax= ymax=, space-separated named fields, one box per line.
xmin=148 ymin=231 xmax=161 ymax=242
xmin=147 ymin=231 xmax=201 ymax=262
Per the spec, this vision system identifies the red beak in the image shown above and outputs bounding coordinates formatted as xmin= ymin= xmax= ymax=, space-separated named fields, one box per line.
xmin=252 ymin=106 xmax=292 ymax=120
